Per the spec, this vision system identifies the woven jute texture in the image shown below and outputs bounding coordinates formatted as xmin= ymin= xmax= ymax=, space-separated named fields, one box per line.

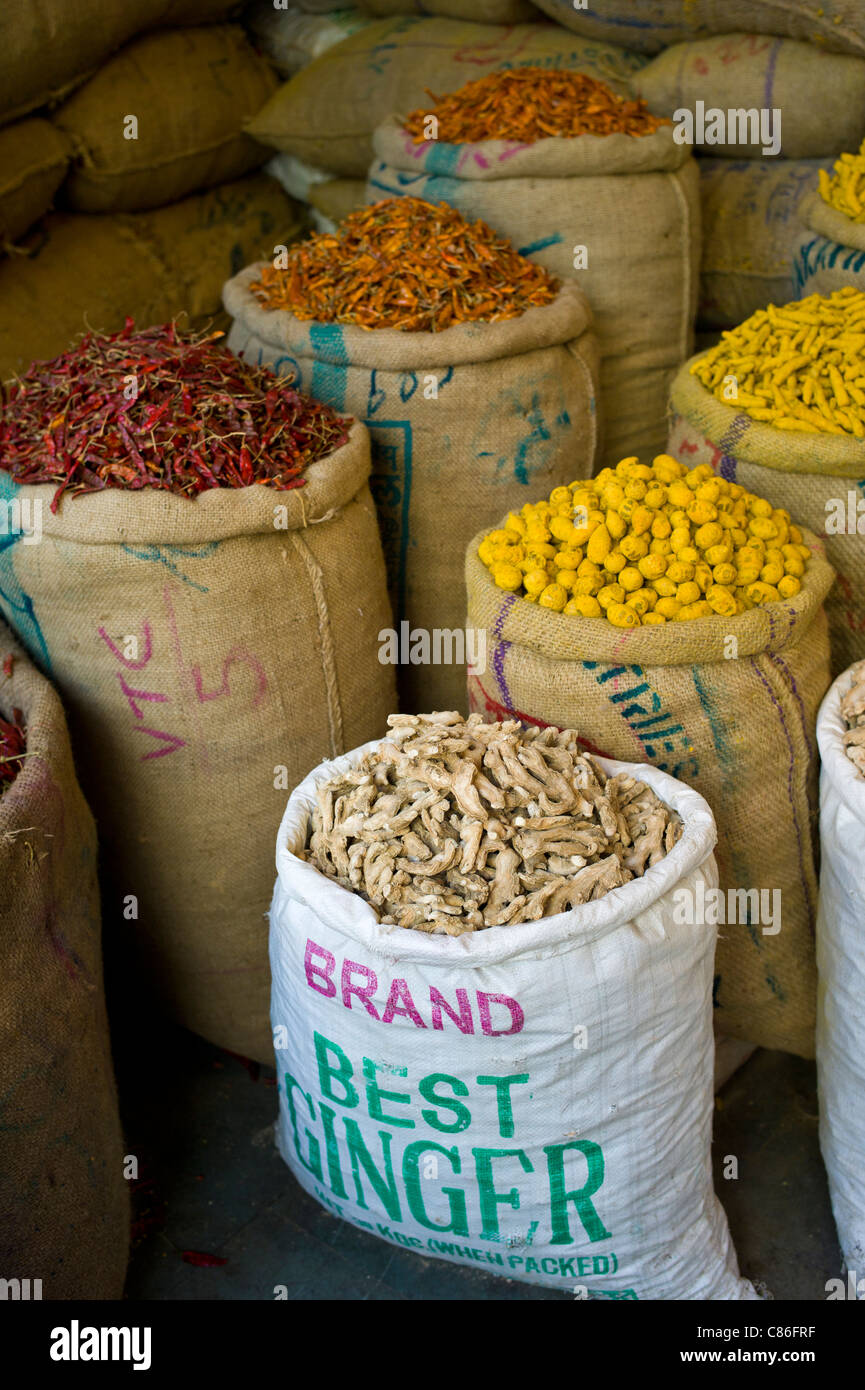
xmin=0 ymin=425 xmax=395 ymax=1064
xmin=0 ymin=621 xmax=128 ymax=1298
xmin=669 ymin=359 xmax=865 ymax=676
xmin=225 ymin=273 xmax=600 ymax=712
xmin=466 ymin=522 xmax=835 ymax=1057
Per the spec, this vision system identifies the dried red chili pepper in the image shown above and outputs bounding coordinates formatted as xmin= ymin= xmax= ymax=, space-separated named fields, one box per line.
xmin=0 ymin=320 xmax=351 ymax=511
xmin=0 ymin=708 xmax=26 ymax=794
xmin=181 ymin=1251 xmax=228 ymax=1268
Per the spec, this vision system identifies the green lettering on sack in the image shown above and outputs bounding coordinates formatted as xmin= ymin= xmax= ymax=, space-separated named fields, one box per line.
xmin=363 ymin=1057 xmax=415 ymax=1128
xmin=418 ymin=1072 xmax=472 ymax=1133
xmin=284 ymin=1074 xmax=322 ymax=1181
xmin=344 ymin=1117 xmax=401 ymax=1221
xmin=545 ymin=1140 xmax=611 ymax=1245
xmin=403 ymin=1141 xmax=469 ymax=1236
xmin=472 ymin=1148 xmax=533 ymax=1241
xmin=476 ymin=1073 xmax=529 ymax=1138
xmin=319 ymin=1102 xmax=349 ymax=1200
xmin=314 ymin=1031 xmax=358 ymax=1108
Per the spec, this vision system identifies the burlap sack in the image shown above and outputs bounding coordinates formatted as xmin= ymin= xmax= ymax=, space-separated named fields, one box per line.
xmin=369 ymin=118 xmax=699 ymax=467
xmin=636 ymin=34 xmax=865 ymax=159
xmin=0 ymin=0 xmax=243 ymax=126
xmin=0 ymin=119 xmax=69 ymax=247
xmin=530 ymin=0 xmax=865 ymax=58
xmin=795 ymin=190 xmax=865 ymax=297
xmin=357 ymin=0 xmax=534 ymax=18
xmin=52 ymin=27 xmax=276 ymax=213
xmin=0 ymin=174 xmax=305 ymax=383
xmin=223 ymin=271 xmax=599 ymax=711
xmin=465 ymin=526 xmax=834 ymax=1057
xmin=698 ymin=158 xmax=831 ymax=328
xmin=669 ymin=358 xmax=865 ymax=677
xmin=245 ymin=16 xmax=647 ymax=177
xmin=308 ymin=178 xmax=367 ymax=226
xmin=0 ymin=622 xmax=128 ymax=1299
xmin=0 ymin=426 xmax=395 ymax=1064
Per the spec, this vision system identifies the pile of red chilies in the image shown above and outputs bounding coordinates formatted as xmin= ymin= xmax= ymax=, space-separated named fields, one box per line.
xmin=0 ymin=319 xmax=350 ymax=511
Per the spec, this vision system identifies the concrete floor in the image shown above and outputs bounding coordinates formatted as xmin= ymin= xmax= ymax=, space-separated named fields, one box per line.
xmin=117 ymin=1022 xmax=841 ymax=1301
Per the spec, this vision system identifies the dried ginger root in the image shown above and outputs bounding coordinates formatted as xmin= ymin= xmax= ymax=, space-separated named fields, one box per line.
xmin=840 ymin=660 xmax=865 ymax=778
xmin=303 ymin=713 xmax=683 ymax=936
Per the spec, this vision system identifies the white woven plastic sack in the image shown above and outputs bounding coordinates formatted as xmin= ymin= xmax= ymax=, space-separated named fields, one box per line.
xmin=816 ymin=668 xmax=865 ymax=1273
xmin=270 ymin=737 xmax=757 ymax=1299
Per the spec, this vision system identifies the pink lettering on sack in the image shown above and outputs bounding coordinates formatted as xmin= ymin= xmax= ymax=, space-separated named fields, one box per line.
xmin=302 ymin=939 xmax=525 ymax=1034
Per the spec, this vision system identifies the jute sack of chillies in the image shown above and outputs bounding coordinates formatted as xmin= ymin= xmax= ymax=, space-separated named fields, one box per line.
xmin=244 ymin=15 xmax=645 ymax=179
xmin=668 ymin=288 xmax=865 ymax=676
xmin=223 ymin=197 xmax=599 ymax=714
xmin=465 ymin=464 xmax=835 ymax=1059
xmin=0 ymin=622 xmax=128 ymax=1298
xmin=369 ymin=69 xmax=699 ymax=466
xmin=0 ymin=323 xmax=395 ymax=1065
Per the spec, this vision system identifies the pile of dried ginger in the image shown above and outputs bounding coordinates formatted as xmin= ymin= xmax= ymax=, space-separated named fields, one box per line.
xmin=304 ymin=713 xmax=682 ymax=935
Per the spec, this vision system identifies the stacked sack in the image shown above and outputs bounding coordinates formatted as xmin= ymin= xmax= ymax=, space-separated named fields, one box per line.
xmin=668 ymin=287 xmax=865 ymax=677
xmin=0 ymin=623 xmax=129 ymax=1299
xmin=633 ymin=33 xmax=865 ymax=330
xmin=244 ymin=1 xmax=374 ymax=230
xmin=224 ymin=196 xmax=599 ymax=714
xmin=796 ymin=140 xmax=865 ymax=296
xmin=466 ymin=452 xmax=834 ymax=1058
xmin=367 ymin=67 xmax=699 ymax=467
xmin=529 ymin=1 xmax=865 ymax=55
xmin=815 ymin=660 xmax=865 ymax=1275
xmin=0 ymin=324 xmax=396 ymax=1066
xmin=0 ymin=2 xmax=305 ymax=381
xmin=244 ymin=13 xmax=647 ymax=180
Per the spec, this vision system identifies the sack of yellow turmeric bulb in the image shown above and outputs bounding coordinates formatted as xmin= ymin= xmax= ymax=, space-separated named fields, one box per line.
xmin=796 ymin=141 xmax=865 ymax=298
xmin=669 ymin=286 xmax=865 ymax=676
xmin=466 ymin=452 xmax=835 ymax=1058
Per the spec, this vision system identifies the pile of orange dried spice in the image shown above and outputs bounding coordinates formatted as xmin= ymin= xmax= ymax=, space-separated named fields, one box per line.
xmin=403 ymin=68 xmax=669 ymax=145
xmin=249 ymin=197 xmax=560 ymax=333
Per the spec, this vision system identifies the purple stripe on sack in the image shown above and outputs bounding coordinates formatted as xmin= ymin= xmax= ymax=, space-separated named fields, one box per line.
xmin=718 ymin=414 xmax=750 ymax=453
xmin=492 ymin=593 xmax=518 ymax=708
xmin=714 ymin=412 xmax=754 ymax=481
xmin=717 ymin=454 xmax=737 ymax=483
xmin=749 ymin=658 xmax=814 ymax=922
xmin=767 ymin=649 xmax=815 ymax=764
xmin=763 ymin=39 xmax=782 ymax=114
